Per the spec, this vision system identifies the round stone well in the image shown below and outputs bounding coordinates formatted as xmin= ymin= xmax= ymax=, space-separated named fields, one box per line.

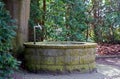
xmin=24 ymin=41 xmax=97 ymax=73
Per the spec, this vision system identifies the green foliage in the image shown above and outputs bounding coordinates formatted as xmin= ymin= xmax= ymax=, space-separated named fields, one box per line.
xmin=29 ymin=0 xmax=43 ymax=41
xmin=29 ymin=0 xmax=42 ymax=27
xmin=29 ymin=0 xmax=120 ymax=43
xmin=29 ymin=0 xmax=89 ymax=41
xmin=45 ymin=0 xmax=88 ymax=41
xmin=0 ymin=52 xmax=20 ymax=79
xmin=0 ymin=1 xmax=16 ymax=52
xmin=0 ymin=1 xmax=20 ymax=79
xmin=102 ymin=11 xmax=120 ymax=43
xmin=92 ymin=0 xmax=120 ymax=43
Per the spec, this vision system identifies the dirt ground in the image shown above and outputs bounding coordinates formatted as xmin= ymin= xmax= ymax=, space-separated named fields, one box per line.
xmin=13 ymin=57 xmax=120 ymax=79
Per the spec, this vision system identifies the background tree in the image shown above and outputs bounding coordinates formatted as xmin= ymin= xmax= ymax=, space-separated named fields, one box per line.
xmin=29 ymin=0 xmax=120 ymax=43
xmin=91 ymin=0 xmax=120 ymax=43
xmin=30 ymin=0 xmax=89 ymax=41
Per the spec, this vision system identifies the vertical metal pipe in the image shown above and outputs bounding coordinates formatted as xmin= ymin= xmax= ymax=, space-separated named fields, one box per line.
xmin=34 ymin=26 xmax=36 ymax=44
xmin=33 ymin=24 xmax=42 ymax=44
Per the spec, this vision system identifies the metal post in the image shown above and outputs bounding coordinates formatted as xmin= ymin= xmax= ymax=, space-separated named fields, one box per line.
xmin=33 ymin=24 xmax=42 ymax=44
xmin=34 ymin=26 xmax=36 ymax=44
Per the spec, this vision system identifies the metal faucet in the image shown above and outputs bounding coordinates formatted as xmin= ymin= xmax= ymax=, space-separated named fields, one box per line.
xmin=34 ymin=24 xmax=42 ymax=44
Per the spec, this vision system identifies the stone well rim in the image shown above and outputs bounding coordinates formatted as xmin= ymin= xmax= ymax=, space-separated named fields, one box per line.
xmin=24 ymin=41 xmax=97 ymax=49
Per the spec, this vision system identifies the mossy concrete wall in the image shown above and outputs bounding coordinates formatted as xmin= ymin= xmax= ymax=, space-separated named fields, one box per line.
xmin=24 ymin=42 xmax=97 ymax=73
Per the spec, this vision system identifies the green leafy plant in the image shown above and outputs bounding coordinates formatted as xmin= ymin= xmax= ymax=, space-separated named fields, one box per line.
xmin=45 ymin=0 xmax=88 ymax=41
xmin=91 ymin=0 xmax=120 ymax=43
xmin=0 ymin=1 xmax=16 ymax=51
xmin=29 ymin=0 xmax=120 ymax=43
xmin=0 ymin=1 xmax=20 ymax=79
xmin=0 ymin=52 xmax=20 ymax=79
xmin=29 ymin=0 xmax=89 ymax=41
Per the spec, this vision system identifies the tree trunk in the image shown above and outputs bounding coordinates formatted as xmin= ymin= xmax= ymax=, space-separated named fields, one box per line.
xmin=92 ymin=0 xmax=101 ymax=42
xmin=41 ymin=0 xmax=46 ymax=41
xmin=4 ymin=0 xmax=31 ymax=53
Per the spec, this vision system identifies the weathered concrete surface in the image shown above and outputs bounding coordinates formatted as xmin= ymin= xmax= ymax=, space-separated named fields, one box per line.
xmin=24 ymin=42 xmax=97 ymax=73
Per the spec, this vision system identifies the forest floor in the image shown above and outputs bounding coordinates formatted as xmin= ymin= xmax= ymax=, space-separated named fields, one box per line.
xmin=97 ymin=44 xmax=120 ymax=56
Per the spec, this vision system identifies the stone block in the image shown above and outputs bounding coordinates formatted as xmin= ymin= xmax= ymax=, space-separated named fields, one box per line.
xmin=55 ymin=49 xmax=65 ymax=56
xmin=79 ymin=55 xmax=95 ymax=64
xmin=38 ymin=49 xmax=48 ymax=56
xmin=65 ymin=56 xmax=79 ymax=65
xmin=65 ymin=65 xmax=81 ymax=71
xmin=25 ymin=55 xmax=37 ymax=64
xmin=78 ymin=49 xmax=86 ymax=56
xmin=80 ymin=64 xmax=90 ymax=73
xmin=55 ymin=56 xmax=64 ymax=65
xmin=88 ymin=55 xmax=95 ymax=63
xmin=39 ymin=49 xmax=65 ymax=56
xmin=70 ymin=49 xmax=80 ymax=56
xmin=64 ymin=56 xmax=71 ymax=65
xmin=35 ymin=65 xmax=41 ymax=70
xmin=88 ymin=62 xmax=96 ymax=71
xmin=27 ymin=64 xmax=36 ymax=71
xmin=41 ymin=56 xmax=55 ymax=65
xmin=86 ymin=48 xmax=95 ymax=55
xmin=70 ymin=56 xmax=79 ymax=65
xmin=25 ymin=48 xmax=37 ymax=55
xmin=81 ymin=56 xmax=89 ymax=64
xmin=79 ymin=56 xmax=85 ymax=64
xmin=65 ymin=50 xmax=71 ymax=56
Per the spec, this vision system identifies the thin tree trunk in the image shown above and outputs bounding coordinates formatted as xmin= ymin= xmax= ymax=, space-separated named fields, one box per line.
xmin=92 ymin=0 xmax=100 ymax=42
xmin=42 ymin=0 xmax=46 ymax=26
xmin=40 ymin=0 xmax=46 ymax=41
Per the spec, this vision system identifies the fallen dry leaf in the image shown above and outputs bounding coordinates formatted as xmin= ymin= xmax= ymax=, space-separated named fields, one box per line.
xmin=97 ymin=44 xmax=120 ymax=55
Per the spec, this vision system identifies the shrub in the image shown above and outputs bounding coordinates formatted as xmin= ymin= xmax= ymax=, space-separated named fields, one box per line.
xmin=0 ymin=52 xmax=20 ymax=79
xmin=0 ymin=1 xmax=20 ymax=79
